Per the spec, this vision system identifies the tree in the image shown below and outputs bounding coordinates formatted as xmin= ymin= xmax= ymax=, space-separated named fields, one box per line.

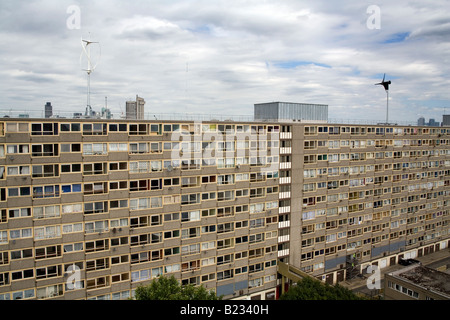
xmin=279 ymin=276 xmax=364 ymax=300
xmin=134 ymin=275 xmax=222 ymax=300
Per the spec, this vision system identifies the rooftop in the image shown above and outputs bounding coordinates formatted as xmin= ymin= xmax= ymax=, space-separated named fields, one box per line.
xmin=388 ymin=264 xmax=450 ymax=297
xmin=0 ymin=110 xmax=427 ymax=126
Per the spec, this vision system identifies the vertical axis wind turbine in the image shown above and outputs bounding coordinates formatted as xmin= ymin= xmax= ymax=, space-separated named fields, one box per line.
xmin=81 ymin=34 xmax=101 ymax=116
xmin=375 ymin=73 xmax=391 ymax=124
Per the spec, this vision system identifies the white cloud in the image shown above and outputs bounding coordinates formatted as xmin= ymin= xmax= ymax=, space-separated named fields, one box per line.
xmin=0 ymin=0 xmax=448 ymax=123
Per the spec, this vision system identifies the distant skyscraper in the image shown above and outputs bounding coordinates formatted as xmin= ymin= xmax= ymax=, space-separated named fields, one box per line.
xmin=428 ymin=118 xmax=439 ymax=127
xmin=443 ymin=115 xmax=450 ymax=126
xmin=44 ymin=102 xmax=53 ymax=118
xmin=417 ymin=116 xmax=425 ymax=126
xmin=126 ymin=95 xmax=145 ymax=119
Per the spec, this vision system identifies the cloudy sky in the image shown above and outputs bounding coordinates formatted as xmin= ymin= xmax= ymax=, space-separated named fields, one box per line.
xmin=0 ymin=0 xmax=449 ymax=122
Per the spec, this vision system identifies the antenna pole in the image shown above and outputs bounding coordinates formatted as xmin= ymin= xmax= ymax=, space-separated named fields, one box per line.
xmin=386 ymin=90 xmax=389 ymax=124
xmin=81 ymin=33 xmax=100 ymax=117
xmin=86 ymin=71 xmax=91 ymax=115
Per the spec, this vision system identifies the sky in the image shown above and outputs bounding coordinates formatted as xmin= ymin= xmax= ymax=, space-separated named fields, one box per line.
xmin=0 ymin=0 xmax=449 ymax=122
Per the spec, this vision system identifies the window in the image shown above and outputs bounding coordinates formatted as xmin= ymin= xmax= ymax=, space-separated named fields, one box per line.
xmin=6 ymin=144 xmax=29 ymax=154
xmin=32 ymin=185 xmax=59 ymax=198
xmin=8 ymin=187 xmax=31 ymax=197
xmin=10 ymin=228 xmax=32 ymax=240
xmin=108 ymin=143 xmax=128 ymax=152
xmin=181 ymin=176 xmax=200 ymax=188
xmin=35 ymin=245 xmax=62 ymax=259
xmin=83 ymin=123 xmax=107 ymax=135
xmin=60 ymin=123 xmax=80 ymax=132
xmin=109 ymin=162 xmax=127 ymax=171
xmin=181 ymin=227 xmax=200 ymax=239
xmin=36 ymin=265 xmax=62 ymax=280
xmin=31 ymin=144 xmax=58 ymax=157
xmin=85 ymin=220 xmax=109 ymax=234
xmin=36 ymin=284 xmax=63 ymax=299
xmin=218 ymin=174 xmax=234 ymax=185
xmin=0 ymin=231 xmax=7 ymax=244
xmin=61 ymin=203 xmax=82 ymax=214
xmin=84 ymin=182 xmax=108 ymax=195
xmin=83 ymin=143 xmax=107 ymax=155
xmin=108 ymin=123 xmax=127 ymax=132
xmin=31 ymin=123 xmax=58 ymax=135
xmin=129 ymin=124 xmax=148 ymax=135
xmin=84 ymin=201 xmax=108 ymax=214
xmin=34 ymin=226 xmax=61 ymax=240
xmin=63 ymin=242 xmax=84 ymax=253
xmin=11 ymin=269 xmax=34 ymax=281
xmin=61 ymin=163 xmax=81 ymax=173
xmin=217 ymin=207 xmax=234 ymax=218
xmin=33 ymin=205 xmax=60 ymax=219
xmin=62 ymin=223 xmax=83 ymax=234
xmin=7 ymin=166 xmax=30 ymax=176
xmin=181 ymin=194 xmax=200 ymax=205
xmin=83 ymin=163 xmax=107 ymax=175
xmin=85 ymin=240 xmax=108 ymax=253
xmin=129 ymin=142 xmax=148 ymax=154
xmin=217 ymin=223 xmax=234 ymax=234
xmin=181 ymin=244 xmax=200 ymax=256
xmin=86 ymin=276 xmax=110 ymax=290
xmin=32 ymin=164 xmax=59 ymax=178
xmin=181 ymin=210 xmax=200 ymax=222
xmin=61 ymin=183 xmax=82 ymax=194
xmin=217 ymin=190 xmax=234 ymax=201
xmin=10 ymin=249 xmax=33 ymax=260
xmin=110 ymin=199 xmax=128 ymax=209
xmin=217 ymin=269 xmax=233 ymax=281
xmin=5 ymin=122 xmax=28 ymax=133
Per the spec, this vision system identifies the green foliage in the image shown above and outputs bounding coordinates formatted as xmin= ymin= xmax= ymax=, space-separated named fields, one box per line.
xmin=134 ymin=275 xmax=222 ymax=300
xmin=279 ymin=276 xmax=364 ymax=300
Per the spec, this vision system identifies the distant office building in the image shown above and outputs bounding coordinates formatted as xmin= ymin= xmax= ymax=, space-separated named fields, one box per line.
xmin=428 ymin=118 xmax=439 ymax=127
xmin=45 ymin=102 xmax=53 ymax=118
xmin=126 ymin=95 xmax=145 ymax=120
xmin=101 ymin=107 xmax=112 ymax=119
xmin=443 ymin=115 xmax=450 ymax=126
xmin=417 ymin=117 xmax=425 ymax=126
xmin=254 ymin=102 xmax=328 ymax=123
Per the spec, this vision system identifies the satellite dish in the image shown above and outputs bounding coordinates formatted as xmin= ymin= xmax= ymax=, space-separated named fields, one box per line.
xmin=167 ymin=165 xmax=173 ymax=172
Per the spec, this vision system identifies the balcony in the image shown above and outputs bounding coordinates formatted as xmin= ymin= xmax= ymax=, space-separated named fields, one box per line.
xmin=278 ymin=235 xmax=290 ymax=243
xmin=279 ymin=162 xmax=291 ymax=169
xmin=279 ymin=206 xmax=291 ymax=214
xmin=280 ymin=147 xmax=292 ymax=154
xmin=280 ymin=132 xmax=292 ymax=139
xmin=278 ymin=249 xmax=290 ymax=258
xmin=278 ymin=220 xmax=290 ymax=229
xmin=279 ymin=177 xmax=291 ymax=184
xmin=279 ymin=192 xmax=291 ymax=199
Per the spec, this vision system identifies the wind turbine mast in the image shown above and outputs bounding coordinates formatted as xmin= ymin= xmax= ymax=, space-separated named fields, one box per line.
xmin=81 ymin=33 xmax=101 ymax=116
xmin=375 ymin=73 xmax=391 ymax=124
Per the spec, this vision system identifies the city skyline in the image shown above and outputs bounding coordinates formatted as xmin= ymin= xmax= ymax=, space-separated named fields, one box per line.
xmin=0 ymin=0 xmax=449 ymax=122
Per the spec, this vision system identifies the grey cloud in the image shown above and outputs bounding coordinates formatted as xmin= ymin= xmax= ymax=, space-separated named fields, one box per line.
xmin=0 ymin=0 xmax=449 ymax=122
